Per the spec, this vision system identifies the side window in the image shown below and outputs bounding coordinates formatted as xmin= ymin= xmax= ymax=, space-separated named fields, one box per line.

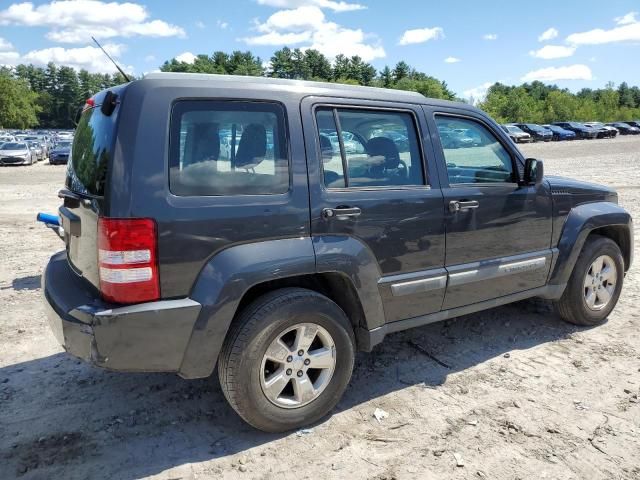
xmin=169 ymin=101 xmax=289 ymax=196
xmin=315 ymin=107 xmax=424 ymax=188
xmin=435 ymin=116 xmax=515 ymax=185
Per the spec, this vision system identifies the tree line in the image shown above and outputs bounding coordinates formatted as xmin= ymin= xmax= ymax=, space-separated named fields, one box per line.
xmin=479 ymin=81 xmax=640 ymax=124
xmin=1 ymin=46 xmax=640 ymax=129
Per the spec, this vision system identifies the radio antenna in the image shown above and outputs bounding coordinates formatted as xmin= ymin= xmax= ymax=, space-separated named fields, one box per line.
xmin=91 ymin=36 xmax=131 ymax=82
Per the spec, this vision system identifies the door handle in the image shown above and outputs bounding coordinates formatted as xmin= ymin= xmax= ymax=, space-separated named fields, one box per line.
xmin=322 ymin=206 xmax=362 ymax=219
xmin=449 ymin=200 xmax=479 ymax=213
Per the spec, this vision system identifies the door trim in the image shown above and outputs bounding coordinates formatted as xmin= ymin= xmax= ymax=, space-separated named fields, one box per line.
xmin=448 ymin=251 xmax=551 ymax=287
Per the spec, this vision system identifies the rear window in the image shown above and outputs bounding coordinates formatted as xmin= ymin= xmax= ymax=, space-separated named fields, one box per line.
xmin=169 ymin=101 xmax=289 ymax=196
xmin=67 ymin=104 xmax=119 ymax=196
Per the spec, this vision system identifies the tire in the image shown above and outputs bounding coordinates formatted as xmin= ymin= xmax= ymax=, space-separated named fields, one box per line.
xmin=554 ymin=235 xmax=624 ymax=326
xmin=218 ymin=288 xmax=356 ymax=432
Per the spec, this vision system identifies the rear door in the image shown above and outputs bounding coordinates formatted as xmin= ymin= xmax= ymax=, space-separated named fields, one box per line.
xmin=425 ymin=107 xmax=553 ymax=309
xmin=302 ymin=97 xmax=446 ymax=323
xmin=60 ymin=88 xmax=125 ymax=290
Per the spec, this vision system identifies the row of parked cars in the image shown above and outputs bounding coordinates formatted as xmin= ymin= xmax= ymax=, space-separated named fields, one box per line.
xmin=501 ymin=120 xmax=640 ymax=143
xmin=0 ymin=130 xmax=74 ymax=166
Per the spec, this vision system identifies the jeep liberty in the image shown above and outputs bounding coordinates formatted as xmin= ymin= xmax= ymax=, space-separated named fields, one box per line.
xmin=42 ymin=73 xmax=633 ymax=432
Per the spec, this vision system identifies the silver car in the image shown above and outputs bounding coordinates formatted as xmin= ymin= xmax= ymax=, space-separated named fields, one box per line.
xmin=0 ymin=142 xmax=37 ymax=165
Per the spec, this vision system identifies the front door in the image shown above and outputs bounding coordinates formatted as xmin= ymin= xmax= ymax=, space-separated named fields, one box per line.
xmin=425 ymin=108 xmax=553 ymax=310
xmin=301 ymin=97 xmax=446 ymax=323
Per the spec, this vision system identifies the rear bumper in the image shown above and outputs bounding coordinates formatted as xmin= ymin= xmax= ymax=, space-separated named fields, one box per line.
xmin=43 ymin=251 xmax=202 ymax=374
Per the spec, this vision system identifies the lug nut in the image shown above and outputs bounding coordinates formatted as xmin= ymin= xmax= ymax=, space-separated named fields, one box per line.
xmin=297 ymin=350 xmax=304 ymax=356
xmin=304 ymin=359 xmax=310 ymax=366
xmin=286 ymin=356 xmax=293 ymax=362
xmin=286 ymin=368 xmax=292 ymax=375
xmin=297 ymin=371 xmax=303 ymax=377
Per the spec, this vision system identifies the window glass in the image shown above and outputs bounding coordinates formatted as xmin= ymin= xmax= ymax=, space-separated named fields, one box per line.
xmin=170 ymin=101 xmax=289 ymax=196
xmin=435 ymin=116 xmax=514 ymax=184
xmin=316 ymin=107 xmax=424 ymax=188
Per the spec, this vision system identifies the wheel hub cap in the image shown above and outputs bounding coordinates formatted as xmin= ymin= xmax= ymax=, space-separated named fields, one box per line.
xmin=583 ymin=255 xmax=617 ymax=311
xmin=260 ymin=323 xmax=336 ymax=409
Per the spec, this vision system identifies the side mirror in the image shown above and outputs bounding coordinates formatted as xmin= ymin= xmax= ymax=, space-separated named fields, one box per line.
xmin=523 ymin=158 xmax=544 ymax=187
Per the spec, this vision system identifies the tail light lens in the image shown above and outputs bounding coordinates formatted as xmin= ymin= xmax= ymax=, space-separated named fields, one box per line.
xmin=98 ymin=218 xmax=159 ymax=304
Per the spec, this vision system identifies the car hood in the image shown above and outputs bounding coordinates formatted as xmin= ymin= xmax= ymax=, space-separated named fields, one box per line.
xmin=546 ymin=175 xmax=617 ymax=203
xmin=0 ymin=149 xmax=28 ymax=156
xmin=51 ymin=148 xmax=71 ymax=154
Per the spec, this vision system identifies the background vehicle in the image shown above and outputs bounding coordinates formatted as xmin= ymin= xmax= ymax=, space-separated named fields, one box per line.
xmin=512 ymin=123 xmax=553 ymax=142
xmin=501 ymin=124 xmax=532 ymax=143
xmin=607 ymin=122 xmax=640 ymax=135
xmin=584 ymin=122 xmax=617 ymax=138
xmin=48 ymin=141 xmax=72 ymax=165
xmin=542 ymin=124 xmax=576 ymax=141
xmin=26 ymin=140 xmax=44 ymax=161
xmin=42 ymin=74 xmax=633 ymax=433
xmin=552 ymin=121 xmax=598 ymax=139
xmin=0 ymin=142 xmax=37 ymax=165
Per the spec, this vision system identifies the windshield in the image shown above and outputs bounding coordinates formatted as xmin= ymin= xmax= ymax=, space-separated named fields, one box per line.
xmin=507 ymin=126 xmax=523 ymax=133
xmin=0 ymin=143 xmax=26 ymax=150
xmin=56 ymin=142 xmax=71 ymax=148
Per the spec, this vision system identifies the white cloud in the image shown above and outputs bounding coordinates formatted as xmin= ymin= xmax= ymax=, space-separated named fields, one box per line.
xmin=0 ymin=37 xmax=14 ymax=51
xmin=444 ymin=56 xmax=460 ymax=63
xmin=175 ymin=51 xmax=197 ymax=64
xmin=615 ymin=11 xmax=638 ymax=25
xmin=521 ymin=64 xmax=592 ymax=82
xmin=398 ymin=27 xmax=444 ymax=45
xmin=195 ymin=21 xmax=205 ymax=29
xmin=144 ymin=54 xmax=156 ymax=62
xmin=256 ymin=0 xmax=365 ymax=12
xmin=242 ymin=5 xmax=384 ymax=61
xmin=482 ymin=33 xmax=497 ymax=40
xmin=529 ymin=45 xmax=576 ymax=59
xmin=566 ymin=21 xmax=640 ymax=45
xmin=19 ymin=44 xmax=133 ymax=73
xmin=0 ymin=50 xmax=20 ymax=65
xmin=216 ymin=20 xmax=229 ymax=29
xmin=538 ymin=27 xmax=558 ymax=42
xmin=0 ymin=1 xmax=185 ymax=43
xmin=463 ymin=82 xmax=493 ymax=103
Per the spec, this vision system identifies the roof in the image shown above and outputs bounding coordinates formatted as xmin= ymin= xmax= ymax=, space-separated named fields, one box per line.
xmin=140 ymin=72 xmax=467 ymax=109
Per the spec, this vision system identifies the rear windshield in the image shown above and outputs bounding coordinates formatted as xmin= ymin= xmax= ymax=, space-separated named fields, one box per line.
xmin=66 ymin=103 xmax=119 ymax=196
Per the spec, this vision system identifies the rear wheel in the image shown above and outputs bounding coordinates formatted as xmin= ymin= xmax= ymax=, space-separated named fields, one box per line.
xmin=218 ymin=288 xmax=355 ymax=432
xmin=554 ymin=235 xmax=624 ymax=326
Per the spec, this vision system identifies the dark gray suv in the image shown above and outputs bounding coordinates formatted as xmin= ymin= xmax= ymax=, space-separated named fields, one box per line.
xmin=43 ymin=73 xmax=633 ymax=432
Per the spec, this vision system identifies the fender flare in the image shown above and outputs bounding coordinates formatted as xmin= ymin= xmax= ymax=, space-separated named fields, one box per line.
xmin=549 ymin=202 xmax=633 ymax=288
xmin=178 ymin=236 xmax=386 ymax=378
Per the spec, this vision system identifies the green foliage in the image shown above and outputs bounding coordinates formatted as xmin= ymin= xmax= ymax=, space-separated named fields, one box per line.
xmin=480 ymin=81 xmax=640 ymax=124
xmin=0 ymin=68 xmax=41 ymax=129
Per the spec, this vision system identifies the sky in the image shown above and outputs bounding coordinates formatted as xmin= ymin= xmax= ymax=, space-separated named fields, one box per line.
xmin=1 ymin=0 xmax=640 ymax=100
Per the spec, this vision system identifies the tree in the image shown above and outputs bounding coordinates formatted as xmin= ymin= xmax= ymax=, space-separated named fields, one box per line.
xmin=392 ymin=61 xmax=410 ymax=83
xmin=270 ymin=47 xmax=294 ymax=79
xmin=0 ymin=68 xmax=41 ymax=128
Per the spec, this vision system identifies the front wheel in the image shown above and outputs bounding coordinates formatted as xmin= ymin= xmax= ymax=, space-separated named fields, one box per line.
xmin=554 ymin=235 xmax=624 ymax=326
xmin=218 ymin=288 xmax=355 ymax=432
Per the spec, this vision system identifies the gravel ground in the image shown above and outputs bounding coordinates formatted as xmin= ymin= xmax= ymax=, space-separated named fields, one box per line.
xmin=1 ymin=136 xmax=639 ymax=480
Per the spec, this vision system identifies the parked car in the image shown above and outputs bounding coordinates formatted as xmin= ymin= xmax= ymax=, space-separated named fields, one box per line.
xmin=583 ymin=122 xmax=617 ymax=138
xmin=26 ymin=140 xmax=44 ymax=161
xmin=552 ymin=122 xmax=598 ymax=139
xmin=624 ymin=120 xmax=640 ymax=129
xmin=607 ymin=122 xmax=640 ymax=135
xmin=501 ymin=125 xmax=532 ymax=143
xmin=0 ymin=141 xmax=37 ymax=165
xmin=49 ymin=141 xmax=72 ymax=165
xmin=542 ymin=124 xmax=576 ymax=141
xmin=512 ymin=123 xmax=553 ymax=142
xmin=0 ymin=134 xmax=17 ymax=144
xmin=43 ymin=73 xmax=633 ymax=433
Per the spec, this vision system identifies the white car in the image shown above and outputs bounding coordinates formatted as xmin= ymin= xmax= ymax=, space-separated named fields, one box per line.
xmin=0 ymin=142 xmax=37 ymax=165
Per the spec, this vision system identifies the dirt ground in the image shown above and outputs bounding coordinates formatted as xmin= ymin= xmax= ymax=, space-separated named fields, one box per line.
xmin=1 ymin=136 xmax=639 ymax=480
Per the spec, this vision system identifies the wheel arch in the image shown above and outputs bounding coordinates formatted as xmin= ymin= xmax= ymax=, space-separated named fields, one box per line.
xmin=549 ymin=202 xmax=633 ymax=288
xmin=178 ymin=236 xmax=386 ymax=379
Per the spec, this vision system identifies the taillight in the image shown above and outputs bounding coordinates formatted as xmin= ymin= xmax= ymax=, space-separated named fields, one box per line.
xmin=98 ymin=218 xmax=159 ymax=304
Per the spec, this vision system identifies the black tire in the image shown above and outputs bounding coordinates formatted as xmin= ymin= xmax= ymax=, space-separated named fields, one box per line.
xmin=218 ymin=288 xmax=356 ymax=432
xmin=554 ymin=235 xmax=624 ymax=326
